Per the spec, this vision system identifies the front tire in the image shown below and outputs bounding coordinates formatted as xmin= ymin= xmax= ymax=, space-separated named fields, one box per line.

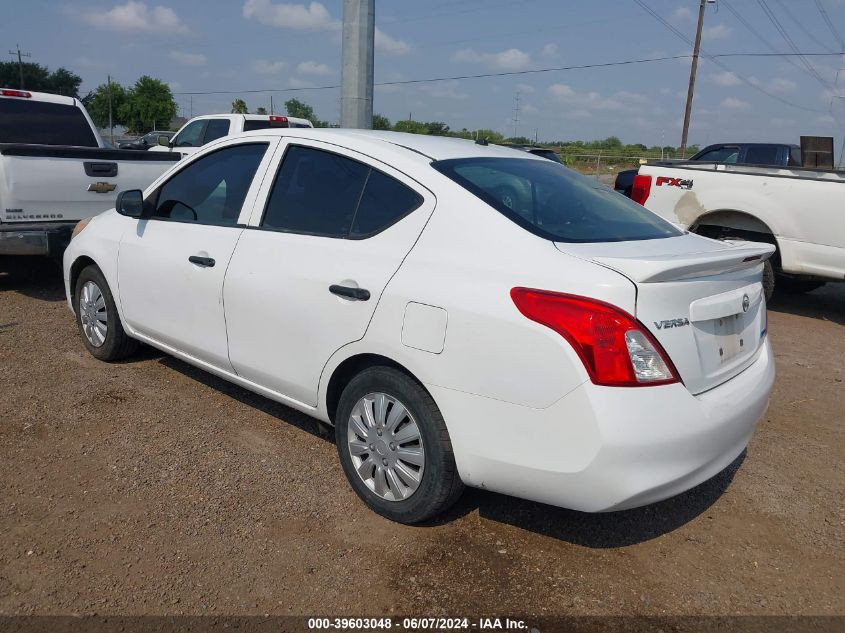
xmin=73 ymin=265 xmax=138 ymax=361
xmin=335 ymin=366 xmax=463 ymax=524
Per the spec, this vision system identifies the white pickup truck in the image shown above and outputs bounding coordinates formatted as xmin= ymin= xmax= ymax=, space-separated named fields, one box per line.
xmin=149 ymin=113 xmax=313 ymax=157
xmin=0 ymin=89 xmax=180 ymax=258
xmin=631 ymin=161 xmax=845 ymax=299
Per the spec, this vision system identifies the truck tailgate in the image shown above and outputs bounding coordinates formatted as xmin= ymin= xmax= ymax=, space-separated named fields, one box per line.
xmin=0 ymin=144 xmax=179 ymax=223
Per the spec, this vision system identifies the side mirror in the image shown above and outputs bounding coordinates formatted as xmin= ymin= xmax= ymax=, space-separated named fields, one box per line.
xmin=158 ymin=135 xmax=171 ymax=147
xmin=116 ymin=189 xmax=144 ymax=218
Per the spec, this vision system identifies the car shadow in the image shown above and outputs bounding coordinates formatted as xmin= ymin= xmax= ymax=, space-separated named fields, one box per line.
xmin=767 ymin=283 xmax=845 ymax=326
xmin=156 ymin=355 xmax=333 ymax=443
xmin=0 ymin=257 xmax=66 ymax=302
xmin=429 ymin=451 xmax=745 ymax=548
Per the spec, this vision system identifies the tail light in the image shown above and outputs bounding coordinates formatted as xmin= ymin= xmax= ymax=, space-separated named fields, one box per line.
xmin=269 ymin=115 xmax=289 ymax=125
xmin=630 ymin=174 xmax=651 ymax=205
xmin=511 ymin=288 xmax=679 ymax=387
xmin=1 ymin=89 xmax=31 ymax=98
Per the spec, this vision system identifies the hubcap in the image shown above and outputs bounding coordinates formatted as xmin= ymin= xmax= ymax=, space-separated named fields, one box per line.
xmin=347 ymin=392 xmax=425 ymax=502
xmin=79 ymin=281 xmax=108 ymax=347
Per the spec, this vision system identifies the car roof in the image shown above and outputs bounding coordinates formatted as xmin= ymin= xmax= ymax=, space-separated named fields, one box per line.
xmin=237 ymin=128 xmax=543 ymax=162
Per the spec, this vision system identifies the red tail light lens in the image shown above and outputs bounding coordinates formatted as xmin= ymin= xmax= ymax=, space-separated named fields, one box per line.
xmin=1 ymin=89 xmax=31 ymax=98
xmin=269 ymin=115 xmax=288 ymax=122
xmin=511 ymin=288 xmax=679 ymax=387
xmin=630 ymin=174 xmax=651 ymax=205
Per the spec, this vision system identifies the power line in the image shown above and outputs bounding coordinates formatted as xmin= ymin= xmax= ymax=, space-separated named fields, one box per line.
xmin=814 ymin=0 xmax=844 ymax=49
xmin=632 ymin=0 xmax=830 ymax=113
xmin=755 ymin=0 xmax=832 ymax=91
xmin=171 ymin=52 xmax=842 ymax=96
xmin=8 ymin=44 xmax=31 ymax=90
xmin=773 ymin=0 xmax=837 ymax=54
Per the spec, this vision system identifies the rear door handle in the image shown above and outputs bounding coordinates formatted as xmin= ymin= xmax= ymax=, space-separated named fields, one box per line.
xmin=329 ymin=284 xmax=370 ymax=301
xmin=188 ymin=255 xmax=215 ymax=267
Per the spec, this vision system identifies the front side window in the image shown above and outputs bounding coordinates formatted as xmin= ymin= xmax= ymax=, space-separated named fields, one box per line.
xmin=173 ymin=120 xmax=206 ymax=147
xmin=203 ymin=119 xmax=230 ymax=144
xmin=151 ymin=143 xmax=267 ymax=226
xmin=261 ymin=145 xmax=424 ymax=238
xmin=433 ymin=157 xmax=681 ymax=243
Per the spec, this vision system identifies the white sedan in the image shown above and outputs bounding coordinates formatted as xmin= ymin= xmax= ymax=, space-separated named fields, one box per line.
xmin=63 ymin=129 xmax=776 ymax=523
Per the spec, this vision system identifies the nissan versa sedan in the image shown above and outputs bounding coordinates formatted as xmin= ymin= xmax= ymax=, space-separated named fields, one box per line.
xmin=63 ymin=129 xmax=776 ymax=523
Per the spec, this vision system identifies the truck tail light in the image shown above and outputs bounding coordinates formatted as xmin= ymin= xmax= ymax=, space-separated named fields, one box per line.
xmin=1 ymin=89 xmax=31 ymax=98
xmin=511 ymin=288 xmax=679 ymax=387
xmin=269 ymin=115 xmax=289 ymax=126
xmin=630 ymin=174 xmax=651 ymax=205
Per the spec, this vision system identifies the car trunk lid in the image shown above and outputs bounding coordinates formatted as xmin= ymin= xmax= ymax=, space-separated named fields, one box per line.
xmin=556 ymin=234 xmax=774 ymax=394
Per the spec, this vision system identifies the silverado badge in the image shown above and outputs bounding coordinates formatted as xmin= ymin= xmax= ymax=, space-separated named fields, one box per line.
xmin=88 ymin=182 xmax=116 ymax=194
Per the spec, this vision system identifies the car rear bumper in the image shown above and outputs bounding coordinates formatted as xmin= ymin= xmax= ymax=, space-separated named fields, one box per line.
xmin=0 ymin=223 xmax=75 ymax=256
xmin=427 ymin=337 xmax=774 ymax=512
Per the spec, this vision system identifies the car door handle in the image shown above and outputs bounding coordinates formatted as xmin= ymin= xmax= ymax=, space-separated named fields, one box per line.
xmin=188 ymin=255 xmax=215 ymax=267
xmin=329 ymin=284 xmax=370 ymax=301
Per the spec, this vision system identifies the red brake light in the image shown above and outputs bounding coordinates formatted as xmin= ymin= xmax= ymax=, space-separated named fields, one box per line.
xmin=269 ymin=115 xmax=288 ymax=122
xmin=630 ymin=174 xmax=651 ymax=205
xmin=511 ymin=288 xmax=679 ymax=387
xmin=1 ymin=89 xmax=31 ymax=98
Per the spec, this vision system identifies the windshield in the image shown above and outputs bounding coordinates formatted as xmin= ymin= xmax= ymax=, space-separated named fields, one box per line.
xmin=432 ymin=157 xmax=682 ymax=243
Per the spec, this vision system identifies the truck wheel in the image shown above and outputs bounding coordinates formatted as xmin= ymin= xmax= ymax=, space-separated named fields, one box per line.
xmin=73 ymin=265 xmax=138 ymax=361
xmin=335 ymin=366 xmax=464 ymax=524
xmin=777 ymin=277 xmax=826 ymax=295
xmin=719 ymin=235 xmax=775 ymax=302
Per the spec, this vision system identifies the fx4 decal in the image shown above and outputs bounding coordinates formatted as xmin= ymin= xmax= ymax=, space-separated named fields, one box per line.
xmin=656 ymin=176 xmax=693 ymax=190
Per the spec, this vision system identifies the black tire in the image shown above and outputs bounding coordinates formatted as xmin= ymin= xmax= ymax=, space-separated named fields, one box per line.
xmin=776 ymin=277 xmax=826 ymax=295
xmin=719 ymin=235 xmax=775 ymax=302
xmin=73 ymin=264 xmax=138 ymax=361
xmin=335 ymin=366 xmax=463 ymax=524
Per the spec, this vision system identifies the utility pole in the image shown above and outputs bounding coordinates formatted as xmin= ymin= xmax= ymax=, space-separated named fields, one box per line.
xmin=511 ymin=92 xmax=520 ymax=138
xmin=270 ymin=94 xmax=274 ymax=115
xmin=107 ymin=75 xmax=114 ymax=146
xmin=680 ymin=0 xmax=708 ymax=158
xmin=340 ymin=0 xmax=374 ymax=129
xmin=8 ymin=44 xmax=31 ymax=89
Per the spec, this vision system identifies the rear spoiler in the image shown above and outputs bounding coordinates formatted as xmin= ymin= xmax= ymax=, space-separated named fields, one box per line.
xmin=590 ymin=241 xmax=775 ymax=283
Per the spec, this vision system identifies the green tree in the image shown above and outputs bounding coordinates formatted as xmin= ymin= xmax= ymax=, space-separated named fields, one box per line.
xmin=231 ymin=98 xmax=248 ymax=114
xmin=392 ymin=119 xmax=429 ymax=134
xmin=82 ymin=82 xmax=128 ymax=129
xmin=119 ymin=76 xmax=177 ymax=133
xmin=284 ymin=98 xmax=326 ymax=126
xmin=0 ymin=61 xmax=81 ymax=97
xmin=372 ymin=113 xmax=391 ymax=130
xmin=424 ymin=121 xmax=450 ymax=136
xmin=473 ymin=129 xmax=505 ymax=144
xmin=255 ymin=106 xmax=268 ymax=115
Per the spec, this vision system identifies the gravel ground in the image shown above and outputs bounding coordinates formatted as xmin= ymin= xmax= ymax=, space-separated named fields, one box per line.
xmin=0 ymin=261 xmax=842 ymax=618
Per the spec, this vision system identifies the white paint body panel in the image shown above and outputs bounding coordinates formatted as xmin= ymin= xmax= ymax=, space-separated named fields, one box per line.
xmin=638 ymin=162 xmax=845 ymax=281
xmin=64 ymin=129 xmax=776 ymax=513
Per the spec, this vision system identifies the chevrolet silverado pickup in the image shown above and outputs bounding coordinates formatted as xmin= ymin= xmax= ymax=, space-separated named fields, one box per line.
xmin=0 ymin=89 xmax=180 ymax=258
xmin=630 ymin=160 xmax=844 ymax=299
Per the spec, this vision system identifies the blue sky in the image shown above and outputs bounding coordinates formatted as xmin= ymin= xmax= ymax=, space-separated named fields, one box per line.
xmin=7 ymin=0 xmax=845 ymax=148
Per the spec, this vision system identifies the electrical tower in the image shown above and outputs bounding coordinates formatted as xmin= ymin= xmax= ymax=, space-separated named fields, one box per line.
xmin=512 ymin=92 xmax=520 ymax=138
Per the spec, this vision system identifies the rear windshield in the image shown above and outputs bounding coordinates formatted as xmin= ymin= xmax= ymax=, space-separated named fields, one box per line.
xmin=432 ymin=157 xmax=682 ymax=243
xmin=243 ymin=119 xmax=312 ymax=132
xmin=0 ymin=98 xmax=98 ymax=147
xmin=528 ymin=149 xmax=562 ymax=163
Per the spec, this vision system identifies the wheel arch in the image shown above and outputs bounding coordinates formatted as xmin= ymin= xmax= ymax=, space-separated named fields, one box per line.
xmin=323 ymin=352 xmax=430 ymax=425
xmin=691 ymin=209 xmax=782 ymax=267
xmin=68 ymin=255 xmax=99 ymax=301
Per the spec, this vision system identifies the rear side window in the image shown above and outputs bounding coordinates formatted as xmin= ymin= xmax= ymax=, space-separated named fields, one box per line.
xmin=151 ymin=143 xmax=267 ymax=226
xmin=261 ymin=145 xmax=423 ymax=238
xmin=744 ymin=145 xmax=780 ymax=166
xmin=0 ymin=98 xmax=98 ymax=147
xmin=433 ymin=157 xmax=681 ymax=243
xmin=203 ymin=119 xmax=230 ymax=144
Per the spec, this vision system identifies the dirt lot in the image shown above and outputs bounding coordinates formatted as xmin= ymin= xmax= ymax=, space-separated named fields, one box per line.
xmin=0 ymin=261 xmax=842 ymax=618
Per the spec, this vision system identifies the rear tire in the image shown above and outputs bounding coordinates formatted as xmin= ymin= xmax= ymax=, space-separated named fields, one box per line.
xmin=718 ymin=235 xmax=775 ymax=302
xmin=335 ymin=366 xmax=463 ymax=524
xmin=73 ymin=265 xmax=138 ymax=361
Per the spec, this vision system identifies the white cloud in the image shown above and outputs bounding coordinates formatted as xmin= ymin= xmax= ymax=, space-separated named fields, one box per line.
xmin=251 ymin=59 xmax=288 ymax=74
xmin=672 ymin=7 xmax=693 ymax=21
xmin=297 ymin=60 xmax=332 ymax=75
xmin=516 ymin=83 xmax=536 ymax=94
xmin=374 ymin=27 xmax=411 ymax=55
xmin=711 ymin=71 xmax=741 ymax=87
xmin=720 ymin=97 xmax=750 ymax=110
xmin=453 ymin=47 xmax=532 ymax=70
xmin=703 ymin=24 xmax=731 ymax=40
xmin=169 ymin=51 xmax=206 ymax=66
xmin=521 ymin=103 xmax=538 ymax=114
xmin=549 ymin=83 xmax=637 ymax=112
xmin=82 ymin=1 xmax=188 ymax=34
xmin=540 ymin=43 xmax=558 ymax=58
xmin=419 ymin=80 xmax=469 ymax=101
xmin=770 ymin=78 xmax=797 ymax=94
xmin=242 ymin=0 xmax=340 ymax=30
xmin=288 ymin=77 xmax=315 ymax=88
